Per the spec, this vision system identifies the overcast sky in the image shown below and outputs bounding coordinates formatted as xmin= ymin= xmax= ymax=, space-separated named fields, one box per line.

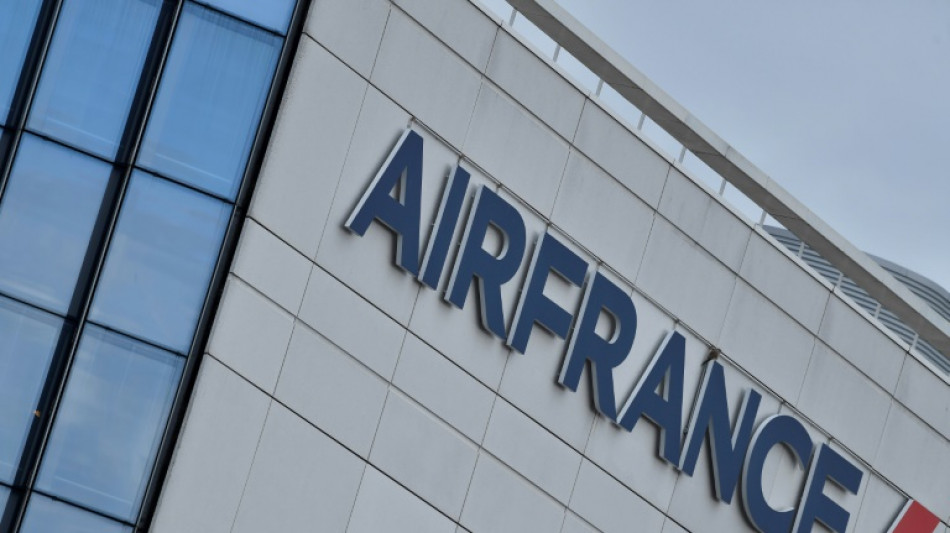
xmin=534 ymin=0 xmax=950 ymax=291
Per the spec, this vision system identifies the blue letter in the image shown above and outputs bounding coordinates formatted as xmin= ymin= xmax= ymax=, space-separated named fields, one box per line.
xmin=742 ymin=414 xmax=814 ymax=533
xmin=679 ymin=360 xmax=762 ymax=503
xmin=419 ymin=165 xmax=471 ymax=289
xmin=558 ymin=271 xmax=636 ymax=420
xmin=345 ymin=129 xmax=424 ymax=275
xmin=507 ymin=232 xmax=588 ymax=354
xmin=792 ymin=443 xmax=863 ymax=533
xmin=445 ymin=186 xmax=527 ymax=339
xmin=617 ymin=330 xmax=686 ymax=465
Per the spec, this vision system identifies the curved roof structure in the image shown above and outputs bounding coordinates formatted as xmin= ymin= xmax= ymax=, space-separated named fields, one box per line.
xmin=765 ymin=225 xmax=950 ymax=372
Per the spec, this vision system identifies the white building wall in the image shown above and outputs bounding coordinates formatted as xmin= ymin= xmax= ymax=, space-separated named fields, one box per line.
xmin=151 ymin=0 xmax=950 ymax=531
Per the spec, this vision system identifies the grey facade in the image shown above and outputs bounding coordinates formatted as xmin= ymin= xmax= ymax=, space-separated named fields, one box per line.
xmin=1 ymin=0 xmax=948 ymax=532
xmin=149 ymin=0 xmax=950 ymax=532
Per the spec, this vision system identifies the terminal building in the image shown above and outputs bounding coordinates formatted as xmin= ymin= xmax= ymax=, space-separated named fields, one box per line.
xmin=0 ymin=0 xmax=948 ymax=532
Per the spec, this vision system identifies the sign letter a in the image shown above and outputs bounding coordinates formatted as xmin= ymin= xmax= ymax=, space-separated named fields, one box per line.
xmin=345 ymin=129 xmax=425 ymax=275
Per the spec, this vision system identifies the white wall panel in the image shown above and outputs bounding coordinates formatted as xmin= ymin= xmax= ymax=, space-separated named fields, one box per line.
xmin=819 ymin=295 xmax=907 ymax=393
xmin=583 ymin=416 xmax=681 ymax=512
xmin=796 ymin=342 xmax=890 ymax=462
xmin=152 ymin=359 xmax=270 ymax=533
xmin=740 ymin=232 xmax=830 ymax=333
xmin=719 ymin=281 xmax=814 ymax=401
xmin=275 ymin=323 xmax=389 ymax=458
xmin=851 ymin=474 xmax=906 ymax=533
xmin=894 ymin=355 xmax=950 ymax=440
xmin=393 ymin=0 xmax=498 ymax=70
xmin=231 ymin=403 xmax=365 ymax=533
xmin=552 ymin=150 xmax=655 ymax=283
xmin=372 ymin=9 xmax=482 ymax=148
xmin=231 ymin=220 xmax=312 ymax=314
xmin=347 ymin=467 xmax=456 ymax=533
xmin=370 ymin=390 xmax=479 ymax=519
xmin=666 ymin=436 xmax=756 ymax=533
xmin=482 ymin=399 xmax=582 ymax=504
xmin=486 ymin=31 xmax=585 ymax=140
xmin=875 ymin=403 xmax=950 ymax=521
xmin=464 ymin=81 xmax=569 ymax=216
xmin=460 ymin=452 xmax=566 ymax=533
xmin=636 ymin=217 xmax=737 ymax=345
xmin=561 ymin=513 xmax=597 ymax=533
xmin=393 ymin=333 xmax=496 ymax=443
xmin=250 ymin=38 xmax=366 ymax=259
xmin=298 ymin=265 xmax=406 ymax=379
xmin=498 ymin=328 xmax=596 ymax=452
xmin=305 ymin=0 xmax=391 ymax=78
xmin=314 ymin=87 xmax=422 ymax=325
xmin=569 ymin=459 xmax=666 ymax=533
xmin=207 ymin=277 xmax=295 ymax=394
xmin=573 ymin=100 xmax=670 ymax=209
xmin=661 ymin=520 xmax=689 ymax=533
xmin=657 ymin=168 xmax=751 ymax=271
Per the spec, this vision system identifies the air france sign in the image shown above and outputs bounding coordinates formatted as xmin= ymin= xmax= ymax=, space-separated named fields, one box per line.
xmin=343 ymin=129 xmax=940 ymax=533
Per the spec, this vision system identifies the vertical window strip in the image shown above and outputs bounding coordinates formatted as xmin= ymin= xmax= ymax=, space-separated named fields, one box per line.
xmin=0 ymin=0 xmax=311 ymax=530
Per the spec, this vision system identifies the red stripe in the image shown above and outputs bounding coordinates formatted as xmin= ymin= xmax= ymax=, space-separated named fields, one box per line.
xmin=891 ymin=501 xmax=941 ymax=533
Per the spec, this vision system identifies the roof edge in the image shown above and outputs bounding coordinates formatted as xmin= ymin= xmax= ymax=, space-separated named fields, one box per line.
xmin=506 ymin=0 xmax=950 ymax=358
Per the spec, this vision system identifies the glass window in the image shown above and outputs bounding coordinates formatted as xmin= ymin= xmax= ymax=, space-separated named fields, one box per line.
xmin=137 ymin=3 xmax=281 ymax=200
xmin=20 ymin=493 xmax=132 ymax=533
xmin=197 ymin=0 xmax=294 ymax=34
xmin=0 ymin=297 xmax=61 ymax=485
xmin=0 ymin=135 xmax=110 ymax=314
xmin=28 ymin=0 xmax=161 ymax=159
xmin=34 ymin=326 xmax=183 ymax=522
xmin=89 ymin=172 xmax=229 ymax=353
xmin=0 ymin=0 xmax=42 ymax=125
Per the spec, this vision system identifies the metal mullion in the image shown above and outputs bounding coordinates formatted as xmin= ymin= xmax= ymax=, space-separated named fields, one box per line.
xmin=0 ymin=320 xmax=75 ymax=533
xmin=3 ymin=1 xmax=188 ymax=531
xmin=0 ymin=0 xmax=63 ymax=204
xmin=134 ymin=0 xmax=314 ymax=529
xmin=83 ymin=320 xmax=189 ymax=360
xmin=188 ymin=0 xmax=285 ymax=38
xmin=19 ymin=128 xmax=118 ymax=167
xmin=28 ymin=489 xmax=135 ymax=529
xmin=0 ymin=0 xmax=68 ymax=530
xmin=0 ymin=290 xmax=68 ymax=323
xmin=133 ymin=165 xmax=236 ymax=205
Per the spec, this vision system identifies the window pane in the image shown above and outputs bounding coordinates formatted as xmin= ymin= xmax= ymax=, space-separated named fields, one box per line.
xmin=89 ymin=172 xmax=229 ymax=352
xmin=0 ymin=0 xmax=42 ymax=125
xmin=34 ymin=326 xmax=183 ymax=522
xmin=0 ymin=135 xmax=110 ymax=313
xmin=28 ymin=0 xmax=161 ymax=159
xmin=197 ymin=0 xmax=294 ymax=34
xmin=21 ymin=493 xmax=132 ymax=533
xmin=0 ymin=297 xmax=61 ymax=484
xmin=138 ymin=3 xmax=281 ymax=200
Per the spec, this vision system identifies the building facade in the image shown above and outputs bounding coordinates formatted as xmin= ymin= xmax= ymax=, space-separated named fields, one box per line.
xmin=0 ymin=0 xmax=948 ymax=532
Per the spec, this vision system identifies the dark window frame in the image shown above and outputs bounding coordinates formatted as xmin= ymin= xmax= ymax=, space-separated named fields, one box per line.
xmin=0 ymin=0 xmax=312 ymax=530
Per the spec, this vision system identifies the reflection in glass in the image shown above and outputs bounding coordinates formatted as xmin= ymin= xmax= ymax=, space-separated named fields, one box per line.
xmin=0 ymin=297 xmax=61 ymax=484
xmin=28 ymin=0 xmax=160 ymax=159
xmin=34 ymin=326 xmax=183 ymax=522
xmin=89 ymin=172 xmax=229 ymax=352
xmin=198 ymin=0 xmax=295 ymax=33
xmin=138 ymin=3 xmax=280 ymax=199
xmin=20 ymin=493 xmax=132 ymax=533
xmin=0 ymin=135 xmax=110 ymax=314
xmin=0 ymin=0 xmax=42 ymax=125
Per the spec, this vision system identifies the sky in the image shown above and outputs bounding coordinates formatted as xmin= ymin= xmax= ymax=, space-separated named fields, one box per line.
xmin=503 ymin=0 xmax=950 ymax=291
